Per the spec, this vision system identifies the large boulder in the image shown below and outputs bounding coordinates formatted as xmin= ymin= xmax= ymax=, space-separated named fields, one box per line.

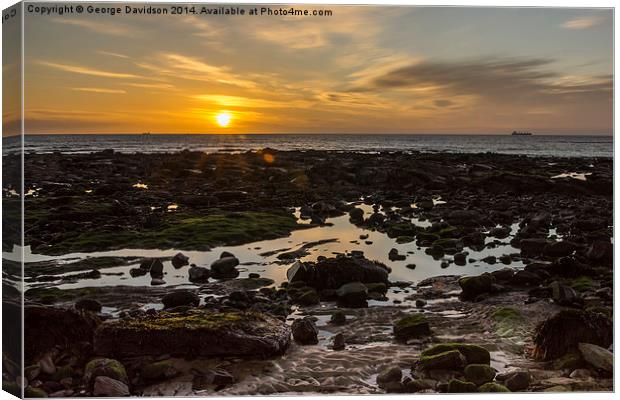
xmin=393 ymin=314 xmax=431 ymax=341
xmin=578 ymin=343 xmax=613 ymax=372
xmin=94 ymin=310 xmax=290 ymax=358
xmin=24 ymin=305 xmax=100 ymax=362
xmin=287 ymin=256 xmax=389 ymax=290
xmin=533 ymin=310 xmax=612 ymax=360
xmin=544 ymin=241 xmax=576 ymax=258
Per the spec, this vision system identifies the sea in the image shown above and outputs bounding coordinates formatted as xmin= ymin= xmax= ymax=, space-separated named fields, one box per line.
xmin=4 ymin=134 xmax=614 ymax=158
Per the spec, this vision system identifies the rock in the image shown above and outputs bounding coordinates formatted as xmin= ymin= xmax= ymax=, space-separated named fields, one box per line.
xmin=332 ymin=333 xmax=345 ymax=350
xmin=447 ymin=379 xmax=477 ymax=393
xmin=291 ymin=318 xmax=318 ymax=345
xmin=463 ymin=364 xmax=495 ymax=386
xmin=550 ymin=281 xmax=579 ymax=306
xmin=286 ymin=256 xmax=389 ymax=290
xmin=544 ymin=241 xmax=576 ymax=258
xmin=520 ymin=238 xmax=548 ymax=257
xmin=210 ymin=256 xmax=240 ymax=279
xmin=504 ymin=370 xmax=531 ymax=391
xmin=511 ymin=270 xmax=542 ymax=286
xmin=478 ymin=382 xmax=510 ymax=392
xmin=150 ymin=278 xmax=166 ymax=286
xmin=585 ymin=241 xmax=612 ymax=264
xmin=533 ymin=310 xmax=612 ymax=360
xmin=248 ymin=273 xmax=260 ymax=279
xmin=491 ymin=268 xmax=515 ymax=281
xmin=162 ymin=291 xmax=199 ymax=309
xmin=393 ymin=314 xmax=430 ymax=341
xmin=211 ymin=369 xmax=235 ymax=386
xmin=330 ymin=311 xmax=346 ymax=325
xmin=569 ymin=368 xmax=593 ymax=379
xmin=489 ymin=226 xmax=510 ymax=239
xmin=145 ymin=259 xmax=164 ymax=279
xmin=421 ymin=343 xmax=490 ymax=365
xmin=25 ymin=305 xmax=100 ymax=362
xmin=419 ymin=350 xmax=466 ymax=370
xmin=129 ymin=268 xmax=147 ymax=277
xmin=552 ymin=351 xmax=584 ymax=370
xmin=348 ymin=207 xmax=364 ymax=222
xmin=94 ymin=310 xmax=290 ymax=358
xmin=188 ymin=266 xmax=210 ymax=283
xmin=406 ymin=263 xmax=416 ymax=270
xmin=388 ymin=248 xmax=406 ymax=261
xmin=93 ymin=376 xmax=130 ymax=397
xmin=50 ymin=365 xmax=73 ymax=381
xmin=84 ymin=358 xmax=128 ymax=385
xmin=415 ymin=299 xmax=427 ymax=308
xmin=403 ymin=379 xmax=436 ymax=393
xmin=171 ymin=253 xmax=189 ymax=269
xmin=292 ymin=287 xmax=320 ymax=306
xmin=458 ymin=273 xmax=494 ymax=300
xmin=141 ymin=360 xmax=178 ymax=381
xmin=336 ymin=282 xmax=368 ymax=308
xmin=578 ymin=343 xmax=613 ymax=372
xmin=75 ymin=299 xmax=103 ymax=313
xmin=376 ymin=366 xmax=402 ymax=389
xmin=481 ymin=255 xmax=496 ymax=264
xmin=453 ymin=253 xmax=466 ymax=265
xmin=39 ymin=353 xmax=56 ymax=375
xmin=25 ymin=387 xmax=48 ymax=398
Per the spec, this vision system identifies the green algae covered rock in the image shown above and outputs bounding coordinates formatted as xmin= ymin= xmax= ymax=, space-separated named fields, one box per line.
xmin=464 ymin=364 xmax=496 ymax=386
xmin=94 ymin=310 xmax=291 ymax=358
xmin=419 ymin=350 xmax=466 ymax=370
xmin=84 ymin=358 xmax=128 ymax=385
xmin=421 ymin=343 xmax=490 ymax=365
xmin=393 ymin=314 xmax=430 ymax=341
xmin=479 ymin=382 xmax=511 ymax=392
xmin=448 ymin=379 xmax=477 ymax=393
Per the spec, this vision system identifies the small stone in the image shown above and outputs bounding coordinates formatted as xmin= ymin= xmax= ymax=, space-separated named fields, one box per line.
xmin=39 ymin=354 xmax=56 ymax=375
xmin=578 ymin=342 xmax=613 ymax=372
xmin=463 ymin=364 xmax=496 ymax=386
xmin=504 ymin=370 xmax=531 ymax=391
xmin=376 ymin=366 xmax=402 ymax=389
xmin=332 ymin=333 xmax=345 ymax=351
xmin=330 ymin=311 xmax=346 ymax=325
xmin=478 ymin=382 xmax=510 ymax=392
xmin=448 ymin=379 xmax=477 ymax=393
xmin=171 ymin=252 xmax=189 ymax=269
xmin=93 ymin=376 xmax=130 ymax=397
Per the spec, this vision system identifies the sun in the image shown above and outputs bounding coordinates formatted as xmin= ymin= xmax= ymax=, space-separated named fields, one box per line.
xmin=215 ymin=112 xmax=232 ymax=127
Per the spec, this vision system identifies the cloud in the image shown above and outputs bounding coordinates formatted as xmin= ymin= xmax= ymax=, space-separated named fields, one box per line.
xmin=192 ymin=94 xmax=288 ymax=109
xmin=136 ymin=53 xmax=258 ymax=89
xmin=434 ymin=99 xmax=455 ymax=108
xmin=72 ymin=87 xmax=126 ymax=94
xmin=39 ymin=61 xmax=139 ymax=79
xmin=97 ymin=51 xmax=130 ymax=59
xmin=561 ymin=16 xmax=606 ymax=29
xmin=356 ymin=57 xmax=611 ymax=106
xmin=53 ymin=18 xmax=138 ymax=36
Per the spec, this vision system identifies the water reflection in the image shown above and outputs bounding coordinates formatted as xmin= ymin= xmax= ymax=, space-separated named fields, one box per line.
xmin=21 ymin=205 xmax=525 ymax=292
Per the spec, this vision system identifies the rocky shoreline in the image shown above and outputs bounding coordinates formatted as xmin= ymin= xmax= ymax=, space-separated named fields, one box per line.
xmin=2 ymin=149 xmax=613 ymax=395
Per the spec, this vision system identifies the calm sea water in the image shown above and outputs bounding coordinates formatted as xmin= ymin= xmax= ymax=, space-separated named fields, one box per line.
xmin=8 ymin=134 xmax=614 ymax=158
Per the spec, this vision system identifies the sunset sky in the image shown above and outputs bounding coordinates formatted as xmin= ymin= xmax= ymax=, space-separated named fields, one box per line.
xmin=15 ymin=5 xmax=614 ymax=135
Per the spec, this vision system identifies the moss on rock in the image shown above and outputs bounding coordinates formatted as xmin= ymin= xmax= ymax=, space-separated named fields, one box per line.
xmin=421 ymin=343 xmax=490 ymax=365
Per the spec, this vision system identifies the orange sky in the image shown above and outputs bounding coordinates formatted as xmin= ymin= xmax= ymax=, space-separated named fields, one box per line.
xmin=4 ymin=5 xmax=614 ymax=135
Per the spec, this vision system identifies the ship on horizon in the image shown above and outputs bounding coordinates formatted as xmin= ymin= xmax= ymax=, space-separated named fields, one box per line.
xmin=511 ymin=131 xmax=533 ymax=136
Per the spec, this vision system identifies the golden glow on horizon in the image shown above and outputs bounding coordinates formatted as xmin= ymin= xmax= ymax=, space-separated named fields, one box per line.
xmin=215 ymin=112 xmax=232 ymax=127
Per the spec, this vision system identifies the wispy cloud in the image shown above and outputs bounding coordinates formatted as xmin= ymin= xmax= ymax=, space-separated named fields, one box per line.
xmin=53 ymin=17 xmax=138 ymax=36
xmin=136 ymin=53 xmax=258 ymax=89
xmin=192 ymin=94 xmax=289 ymax=108
xmin=561 ymin=16 xmax=606 ymax=29
xmin=97 ymin=51 xmax=130 ymax=59
xmin=72 ymin=87 xmax=126 ymax=94
xmin=39 ymin=61 xmax=139 ymax=79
